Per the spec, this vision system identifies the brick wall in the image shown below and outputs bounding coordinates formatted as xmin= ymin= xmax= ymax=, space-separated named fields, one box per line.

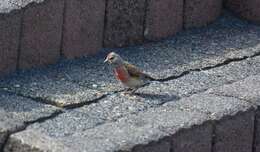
xmin=0 ymin=0 xmax=259 ymax=76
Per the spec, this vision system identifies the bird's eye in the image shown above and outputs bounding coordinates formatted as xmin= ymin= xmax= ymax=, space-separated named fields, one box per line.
xmin=109 ymin=56 xmax=114 ymax=60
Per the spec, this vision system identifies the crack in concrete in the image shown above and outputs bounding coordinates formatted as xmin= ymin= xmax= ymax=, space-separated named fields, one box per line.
xmin=0 ymin=125 xmax=26 ymax=152
xmin=0 ymin=89 xmax=59 ymax=107
xmin=63 ymin=94 xmax=107 ymax=109
xmin=156 ymin=51 xmax=260 ymax=82
xmin=0 ymin=110 xmax=64 ymax=152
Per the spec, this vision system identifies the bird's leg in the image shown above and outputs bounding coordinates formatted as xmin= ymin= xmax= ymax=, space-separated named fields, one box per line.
xmin=122 ymin=88 xmax=138 ymax=95
xmin=129 ymin=88 xmax=138 ymax=94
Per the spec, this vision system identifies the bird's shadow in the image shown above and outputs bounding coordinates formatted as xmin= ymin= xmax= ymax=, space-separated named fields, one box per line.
xmin=134 ymin=92 xmax=180 ymax=105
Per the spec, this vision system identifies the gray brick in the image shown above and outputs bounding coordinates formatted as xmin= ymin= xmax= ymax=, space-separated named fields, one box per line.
xmin=213 ymin=110 xmax=255 ymax=152
xmin=171 ymin=123 xmax=212 ymax=152
xmin=225 ymin=0 xmax=260 ymax=24
xmin=0 ymin=11 xmax=21 ymax=75
xmin=19 ymin=0 xmax=64 ymax=69
xmin=62 ymin=0 xmax=105 ymax=58
xmin=104 ymin=0 xmax=146 ymax=47
xmin=184 ymin=0 xmax=223 ymax=28
xmin=144 ymin=0 xmax=183 ymax=40
xmin=255 ymin=111 xmax=260 ymax=152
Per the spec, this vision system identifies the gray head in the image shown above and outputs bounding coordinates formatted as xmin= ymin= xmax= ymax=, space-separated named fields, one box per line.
xmin=104 ymin=52 xmax=124 ymax=66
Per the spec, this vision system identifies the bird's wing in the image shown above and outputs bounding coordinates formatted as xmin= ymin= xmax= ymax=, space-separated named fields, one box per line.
xmin=124 ymin=62 xmax=155 ymax=80
xmin=123 ymin=62 xmax=143 ymax=78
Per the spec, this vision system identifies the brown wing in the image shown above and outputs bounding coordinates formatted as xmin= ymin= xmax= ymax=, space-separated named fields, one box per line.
xmin=123 ymin=62 xmax=155 ymax=80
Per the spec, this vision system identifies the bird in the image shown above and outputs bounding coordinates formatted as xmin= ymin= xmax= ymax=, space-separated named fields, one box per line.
xmin=104 ymin=52 xmax=157 ymax=94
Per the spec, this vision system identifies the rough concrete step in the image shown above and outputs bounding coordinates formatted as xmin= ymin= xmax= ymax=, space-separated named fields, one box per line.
xmin=1 ymin=12 xmax=260 ymax=107
xmin=0 ymin=12 xmax=260 ymax=151
xmin=4 ymin=74 xmax=260 ymax=152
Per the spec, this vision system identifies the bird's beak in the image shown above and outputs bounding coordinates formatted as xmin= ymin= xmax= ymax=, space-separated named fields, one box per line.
xmin=104 ymin=58 xmax=108 ymax=63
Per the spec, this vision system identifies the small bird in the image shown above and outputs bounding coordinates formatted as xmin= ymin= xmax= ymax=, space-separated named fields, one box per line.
xmin=104 ymin=52 xmax=157 ymax=94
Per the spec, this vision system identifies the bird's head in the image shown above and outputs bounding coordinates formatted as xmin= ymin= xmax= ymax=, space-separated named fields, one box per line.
xmin=104 ymin=52 xmax=124 ymax=66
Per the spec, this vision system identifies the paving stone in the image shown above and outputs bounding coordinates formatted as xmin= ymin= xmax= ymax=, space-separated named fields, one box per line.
xmin=144 ymin=0 xmax=183 ymax=40
xmin=7 ymin=105 xmax=209 ymax=152
xmin=103 ymin=0 xmax=146 ymax=47
xmin=23 ymin=92 xmax=179 ymax=138
xmin=225 ymin=0 xmax=260 ymax=24
xmin=164 ymin=93 xmax=255 ymax=152
xmin=0 ymin=11 xmax=21 ymax=75
xmin=184 ymin=0 xmax=223 ymax=28
xmin=19 ymin=0 xmax=64 ymax=69
xmin=0 ymin=69 xmax=104 ymax=107
xmin=62 ymin=0 xmax=105 ymax=58
xmin=138 ymin=55 xmax=260 ymax=98
xmin=0 ymin=91 xmax=59 ymax=149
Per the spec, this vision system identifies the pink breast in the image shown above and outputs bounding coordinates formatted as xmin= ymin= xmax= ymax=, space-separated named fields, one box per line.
xmin=114 ymin=67 xmax=129 ymax=83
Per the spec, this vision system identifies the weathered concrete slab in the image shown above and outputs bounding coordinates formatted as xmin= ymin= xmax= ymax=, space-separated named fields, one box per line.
xmin=0 ymin=69 xmax=104 ymax=107
xmin=139 ymin=55 xmax=260 ymax=98
xmin=6 ymin=105 xmax=209 ymax=152
xmin=103 ymin=0 xmax=146 ymax=47
xmin=0 ymin=11 xmax=21 ymax=75
xmin=207 ymin=75 xmax=260 ymax=104
xmin=144 ymin=0 xmax=183 ymax=40
xmin=184 ymin=0 xmax=222 ymax=28
xmin=0 ymin=91 xmax=59 ymax=150
xmin=18 ymin=92 xmax=179 ymax=138
xmin=225 ymin=0 xmax=260 ymax=24
xmin=19 ymin=0 xmax=64 ymax=69
xmin=164 ymin=93 xmax=255 ymax=152
xmin=62 ymin=0 xmax=105 ymax=58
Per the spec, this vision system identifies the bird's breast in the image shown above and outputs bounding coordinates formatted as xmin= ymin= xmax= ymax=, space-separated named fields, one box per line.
xmin=114 ymin=67 xmax=129 ymax=83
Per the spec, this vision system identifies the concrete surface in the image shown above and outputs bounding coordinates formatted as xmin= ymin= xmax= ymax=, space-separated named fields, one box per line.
xmin=0 ymin=12 xmax=260 ymax=151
